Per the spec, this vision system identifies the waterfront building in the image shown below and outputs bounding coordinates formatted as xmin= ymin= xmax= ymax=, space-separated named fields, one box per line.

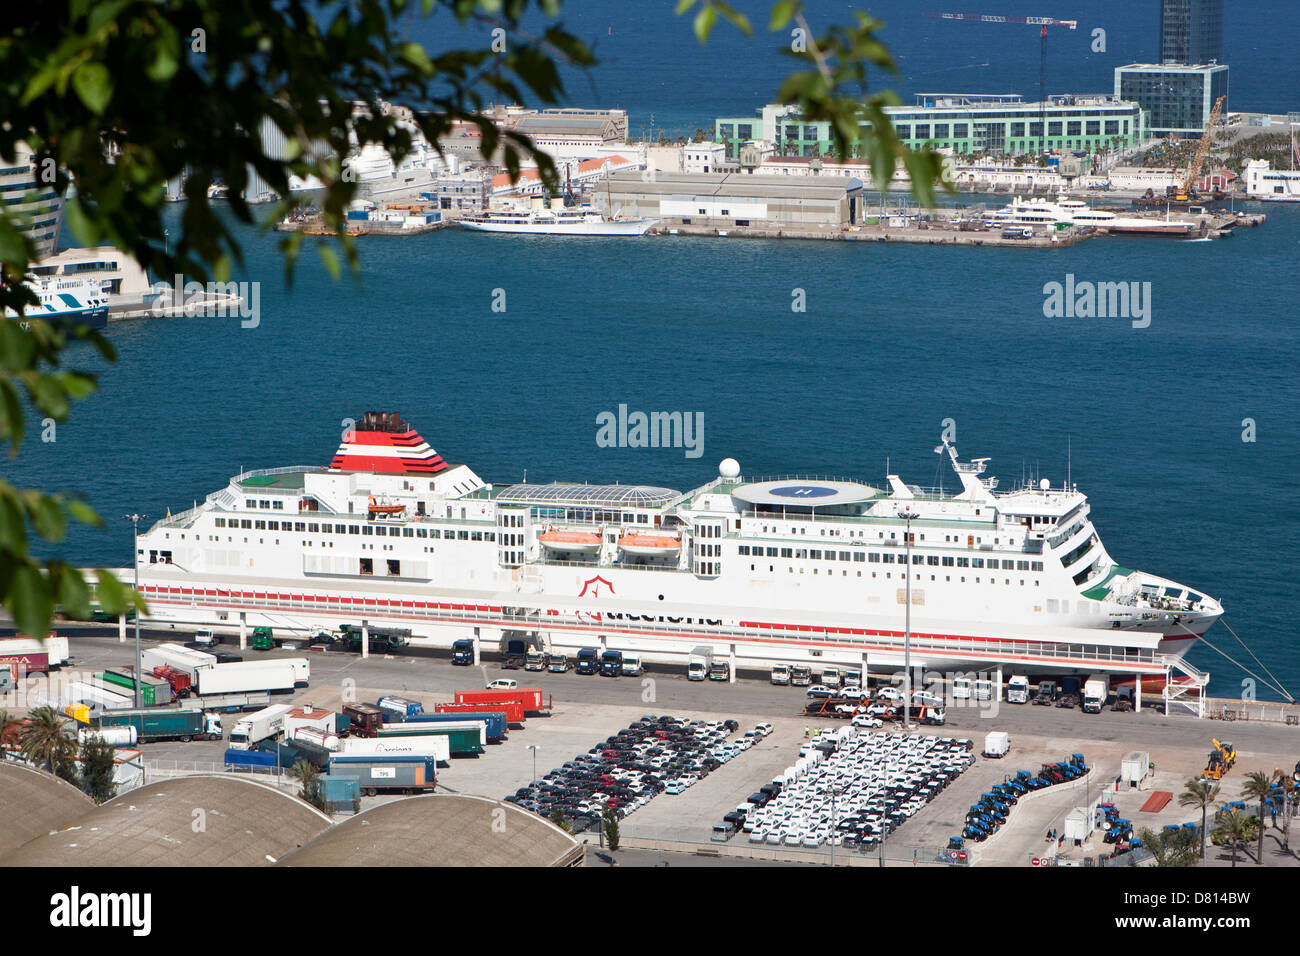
xmin=1243 ymin=158 xmax=1300 ymax=201
xmin=2 ymin=142 xmax=63 ymax=258
xmin=597 ymin=170 xmax=865 ymax=229
xmin=716 ymin=94 xmax=1143 ymax=160
xmin=1114 ymin=63 xmax=1229 ymax=138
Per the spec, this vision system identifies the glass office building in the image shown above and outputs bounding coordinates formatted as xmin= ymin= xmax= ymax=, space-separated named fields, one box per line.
xmin=1115 ymin=63 xmax=1229 ymax=137
xmin=1159 ymin=0 xmax=1224 ymax=66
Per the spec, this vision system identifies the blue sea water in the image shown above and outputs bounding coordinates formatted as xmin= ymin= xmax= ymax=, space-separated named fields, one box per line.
xmin=6 ymin=1 xmax=1299 ymax=699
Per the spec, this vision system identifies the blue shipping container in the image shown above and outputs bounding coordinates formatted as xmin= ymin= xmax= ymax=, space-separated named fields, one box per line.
xmin=225 ymin=748 xmax=277 ymax=769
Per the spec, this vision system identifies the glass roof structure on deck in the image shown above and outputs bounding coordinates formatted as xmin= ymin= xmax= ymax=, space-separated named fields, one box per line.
xmin=495 ymin=483 xmax=680 ymax=508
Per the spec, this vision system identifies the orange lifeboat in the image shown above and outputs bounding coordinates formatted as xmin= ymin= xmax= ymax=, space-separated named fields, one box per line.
xmin=618 ymin=533 xmax=681 ymax=557
xmin=539 ymin=528 xmax=602 ymax=554
xmin=367 ymin=495 xmax=406 ymax=518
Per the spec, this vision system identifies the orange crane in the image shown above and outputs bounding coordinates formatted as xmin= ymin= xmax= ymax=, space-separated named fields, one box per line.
xmin=924 ymin=12 xmax=1078 ymax=155
xmin=1173 ymin=93 xmax=1227 ymax=201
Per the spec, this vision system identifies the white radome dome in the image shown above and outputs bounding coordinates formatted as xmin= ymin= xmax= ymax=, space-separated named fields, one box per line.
xmin=1039 ymin=478 xmax=1051 ymax=491
xmin=719 ymin=458 xmax=741 ymax=479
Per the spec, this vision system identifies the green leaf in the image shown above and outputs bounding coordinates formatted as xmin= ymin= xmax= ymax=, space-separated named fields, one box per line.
xmin=72 ymin=62 xmax=114 ymax=114
xmin=316 ymin=243 xmax=341 ymax=280
xmin=57 ymin=564 xmax=93 ymax=620
xmin=693 ymin=5 xmax=717 ymax=43
xmin=93 ymin=569 xmax=130 ymax=616
xmin=9 ymin=563 xmax=54 ymax=639
xmin=770 ymin=0 xmax=799 ymax=31
xmin=66 ymin=499 xmax=102 ymax=528
xmin=29 ymin=494 xmax=67 ymax=543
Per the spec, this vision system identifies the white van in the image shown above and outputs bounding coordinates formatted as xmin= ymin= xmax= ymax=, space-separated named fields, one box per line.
xmin=952 ymin=676 xmax=972 ymax=700
xmin=621 ymin=653 xmax=644 ymax=677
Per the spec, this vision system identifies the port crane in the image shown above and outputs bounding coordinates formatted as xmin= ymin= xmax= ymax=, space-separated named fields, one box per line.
xmin=923 ymin=12 xmax=1078 ymax=155
xmin=1174 ymin=93 xmax=1227 ymax=201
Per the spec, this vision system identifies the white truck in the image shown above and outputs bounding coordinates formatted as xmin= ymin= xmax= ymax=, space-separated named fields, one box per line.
xmin=688 ymin=646 xmax=713 ymax=681
xmin=194 ymin=660 xmax=296 ymax=695
xmin=339 ymin=734 xmax=451 ymax=763
xmin=621 ymin=653 xmax=644 ymax=677
xmin=1006 ymin=675 xmax=1030 ymax=704
xmin=193 ymin=628 xmax=219 ymax=647
xmin=820 ymin=667 xmax=841 ymax=690
xmin=141 ymin=643 xmax=217 ymax=679
xmin=1081 ymin=676 xmax=1108 ymax=714
xmin=770 ymin=664 xmax=791 ymax=686
xmin=229 ymin=704 xmax=294 ymax=750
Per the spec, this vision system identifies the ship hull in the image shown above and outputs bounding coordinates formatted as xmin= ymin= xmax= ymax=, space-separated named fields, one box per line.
xmin=459 ymin=219 xmax=655 ymax=236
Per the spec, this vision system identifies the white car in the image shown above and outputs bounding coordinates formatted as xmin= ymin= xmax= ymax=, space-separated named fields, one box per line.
xmin=876 ymin=686 xmax=903 ymax=703
xmin=851 ymin=716 xmax=884 ymax=729
xmin=664 ymin=780 xmax=687 ymax=795
xmin=755 ymin=722 xmax=773 ymax=737
xmin=806 ymin=685 xmax=831 ymax=699
xmin=486 ymin=678 xmax=518 ymax=690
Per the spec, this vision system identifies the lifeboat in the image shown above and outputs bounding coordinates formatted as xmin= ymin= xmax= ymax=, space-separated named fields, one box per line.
xmin=539 ymin=529 xmax=602 ymax=554
xmin=367 ymin=495 xmax=406 ymax=519
xmin=618 ymin=533 xmax=682 ymax=557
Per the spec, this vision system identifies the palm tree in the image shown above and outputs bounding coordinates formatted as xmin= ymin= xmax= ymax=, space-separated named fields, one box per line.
xmin=1241 ymin=771 xmax=1274 ymax=864
xmin=1273 ymin=771 xmax=1296 ymax=852
xmin=1178 ymin=777 xmax=1219 ymax=860
xmin=18 ymin=706 xmax=77 ymax=774
xmin=289 ymin=759 xmax=324 ymax=809
xmin=1213 ymin=811 xmax=1248 ymax=867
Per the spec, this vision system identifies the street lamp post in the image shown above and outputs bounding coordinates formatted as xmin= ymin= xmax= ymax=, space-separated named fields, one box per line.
xmin=897 ymin=508 xmax=918 ymax=730
xmin=125 ymin=513 xmax=148 ymax=708
xmin=830 ymin=785 xmax=843 ymax=867
xmin=527 ymin=744 xmax=540 ymax=785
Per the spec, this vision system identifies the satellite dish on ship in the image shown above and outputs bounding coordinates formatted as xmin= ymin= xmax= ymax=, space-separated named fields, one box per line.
xmin=719 ymin=458 xmax=740 ymax=479
xmin=1039 ymin=478 xmax=1051 ymax=491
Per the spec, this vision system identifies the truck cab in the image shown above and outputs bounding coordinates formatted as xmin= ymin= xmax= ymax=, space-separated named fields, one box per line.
xmin=547 ymin=653 xmax=570 ymax=673
xmin=1081 ymin=676 xmax=1108 ymax=714
xmin=451 ymin=639 xmax=475 ymax=665
xmin=621 ymin=654 xmax=644 ymax=677
xmin=820 ymin=667 xmax=841 ymax=689
xmin=194 ymin=628 xmax=219 ymax=647
xmin=251 ymin=626 xmax=275 ymax=651
xmin=708 ymin=659 xmax=730 ymax=681
xmin=770 ymin=664 xmax=791 ymax=686
xmin=575 ymin=647 xmax=600 ymax=675
xmin=524 ymin=651 xmax=546 ymax=671
xmin=790 ymin=665 xmax=812 ymax=687
xmin=952 ymin=676 xmax=972 ymax=700
xmin=1006 ymin=675 xmax=1029 ymax=704
xmin=600 ymin=650 xmax=624 ymax=677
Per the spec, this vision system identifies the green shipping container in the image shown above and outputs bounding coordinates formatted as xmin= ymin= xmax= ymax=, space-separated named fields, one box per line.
xmin=375 ymin=724 xmax=484 ymax=756
xmin=98 ymin=671 xmax=155 ymax=707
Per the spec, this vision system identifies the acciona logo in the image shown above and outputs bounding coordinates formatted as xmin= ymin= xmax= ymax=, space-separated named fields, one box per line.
xmin=49 ymin=886 xmax=152 ymax=937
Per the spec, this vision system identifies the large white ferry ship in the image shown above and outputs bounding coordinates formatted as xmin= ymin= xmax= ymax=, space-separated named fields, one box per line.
xmin=132 ymin=412 xmax=1219 ymax=703
xmin=458 ymin=207 xmax=655 ymax=236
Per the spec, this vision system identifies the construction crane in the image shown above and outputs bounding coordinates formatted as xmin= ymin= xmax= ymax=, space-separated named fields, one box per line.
xmin=1173 ymin=93 xmax=1227 ymax=201
xmin=924 ymin=13 xmax=1078 ymax=155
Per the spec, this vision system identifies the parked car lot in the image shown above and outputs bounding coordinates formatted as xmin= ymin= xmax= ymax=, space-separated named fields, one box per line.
xmin=505 ymin=714 xmax=765 ymax=834
xmin=716 ymin=729 xmax=974 ymax=852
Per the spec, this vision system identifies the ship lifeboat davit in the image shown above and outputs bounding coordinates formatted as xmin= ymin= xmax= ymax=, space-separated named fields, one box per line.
xmin=367 ymin=495 xmax=407 ymax=519
xmin=539 ymin=529 xmax=602 ymax=554
xmin=618 ymin=533 xmax=682 ymax=557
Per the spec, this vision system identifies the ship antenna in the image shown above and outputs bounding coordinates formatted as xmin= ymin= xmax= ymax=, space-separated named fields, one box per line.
xmin=1067 ymin=435 xmax=1072 ymax=491
xmin=522 ymin=468 xmax=527 ymax=484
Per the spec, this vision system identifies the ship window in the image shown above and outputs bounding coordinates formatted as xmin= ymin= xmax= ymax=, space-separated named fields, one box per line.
xmin=349 ymin=525 xmax=360 ymax=534
xmin=1032 ymin=561 xmax=1043 ymax=571
xmin=255 ymin=520 xmax=266 ymax=530
xmin=738 ymin=546 xmax=749 ymax=555
xmin=404 ymin=528 xmax=414 ymax=537
xmin=810 ymin=550 xmax=822 ymax=560
xmin=853 ymin=552 xmax=865 ymax=562
xmin=245 ymin=500 xmax=255 ymax=508
xmin=360 ymin=558 xmax=373 ymax=575
xmin=458 ymin=531 xmax=469 ymax=540
xmin=1017 ymin=561 xmax=1029 ymax=570
xmin=362 ymin=526 xmax=373 ymax=535
xmin=430 ymin=529 xmax=441 ymax=538
xmin=376 ymin=526 xmax=388 ymax=535
xmin=1002 ymin=560 xmax=1014 ymax=570
xmin=416 ymin=529 xmax=428 ymax=538
xmin=839 ymin=552 xmax=851 ymax=561
xmin=869 ymin=553 xmax=880 ymax=563
xmin=927 ymin=556 xmax=940 ymax=566
xmin=942 ymin=556 xmax=954 ymax=566
xmin=472 ymin=532 xmax=484 ymax=541
xmin=215 ymin=518 xmax=226 ymax=527
xmin=388 ymin=560 xmax=401 ymax=576
xmin=241 ymin=520 xmax=251 ymax=529
xmin=273 ymin=500 xmax=283 ymax=510
xmin=972 ymin=558 xmax=984 ymax=568
xmin=766 ymin=548 xmax=778 ymax=557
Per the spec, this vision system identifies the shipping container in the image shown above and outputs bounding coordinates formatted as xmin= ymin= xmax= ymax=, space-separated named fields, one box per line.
xmin=151 ymin=665 xmax=193 ymax=698
xmin=434 ymin=700 xmax=524 ymax=726
xmin=0 ymin=634 xmax=70 ymax=670
xmin=317 ymin=775 xmax=361 ymax=812
xmin=410 ymin=710 xmax=508 ymax=742
xmin=194 ymin=660 xmax=296 ymax=695
xmin=97 ymin=671 xmax=157 ymax=707
xmin=338 ymin=734 xmax=451 ymax=763
xmin=342 ymin=703 xmax=384 ymax=738
xmin=453 ymin=688 xmax=550 ymax=715
xmin=327 ymin=753 xmax=437 ymax=795
xmin=376 ymin=721 xmax=486 ymax=756
xmin=225 ymin=748 xmax=279 ymax=771
xmin=103 ymin=668 xmax=173 ymax=704
xmin=67 ymin=680 xmax=133 ymax=711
